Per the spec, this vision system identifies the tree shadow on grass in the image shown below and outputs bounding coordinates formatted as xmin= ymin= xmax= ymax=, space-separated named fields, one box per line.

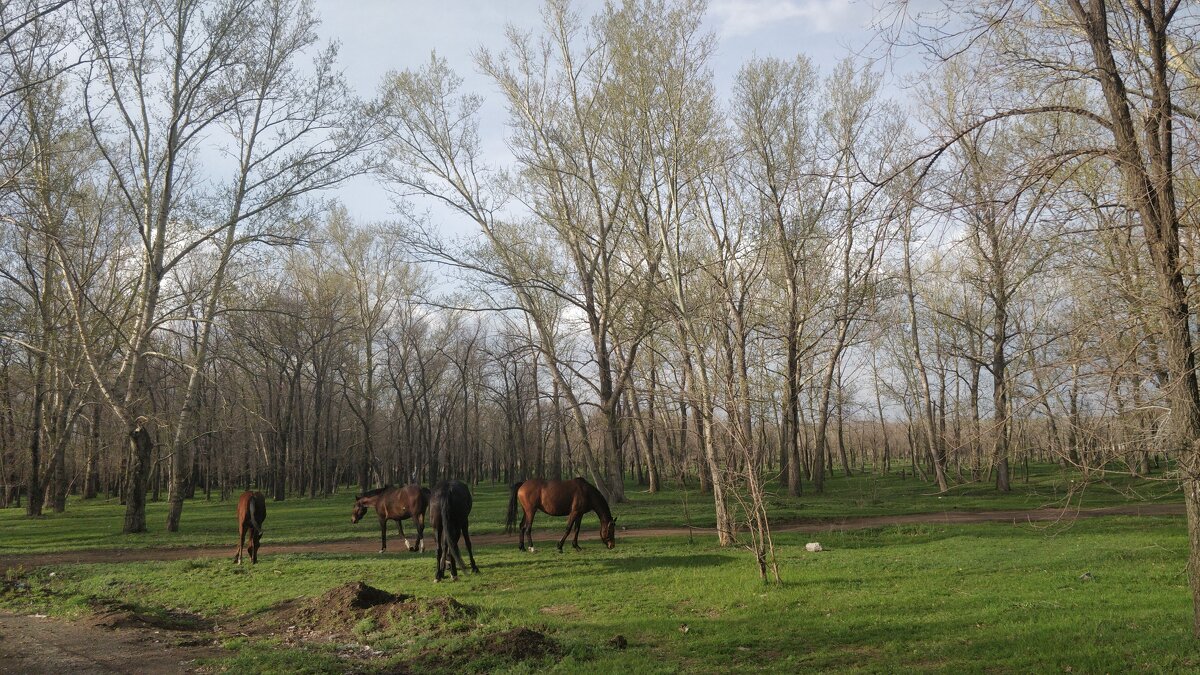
xmin=597 ymin=553 xmax=728 ymax=572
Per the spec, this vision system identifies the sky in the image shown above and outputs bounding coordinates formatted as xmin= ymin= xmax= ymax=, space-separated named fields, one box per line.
xmin=311 ymin=0 xmax=880 ymax=226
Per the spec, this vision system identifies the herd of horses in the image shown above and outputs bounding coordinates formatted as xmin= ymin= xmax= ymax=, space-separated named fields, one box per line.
xmin=233 ymin=477 xmax=618 ymax=581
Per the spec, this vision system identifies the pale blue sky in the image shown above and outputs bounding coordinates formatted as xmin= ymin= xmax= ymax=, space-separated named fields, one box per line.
xmin=312 ymin=0 xmax=878 ymax=225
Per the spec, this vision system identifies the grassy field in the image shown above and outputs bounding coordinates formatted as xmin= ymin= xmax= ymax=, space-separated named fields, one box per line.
xmin=0 ymin=464 xmax=1180 ymax=555
xmin=2 ymin=517 xmax=1195 ymax=672
xmin=0 ymin=465 xmax=1192 ymax=672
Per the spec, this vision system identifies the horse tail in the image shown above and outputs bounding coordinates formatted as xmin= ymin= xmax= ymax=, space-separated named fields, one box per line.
xmin=504 ymin=481 xmax=524 ymax=534
xmin=440 ymin=487 xmax=456 ymax=540
xmin=249 ymin=495 xmax=262 ymax=535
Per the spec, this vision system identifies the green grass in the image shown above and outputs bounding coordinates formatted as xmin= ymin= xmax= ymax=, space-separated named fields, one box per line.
xmin=0 ymin=463 xmax=1180 ymax=555
xmin=3 ymin=517 xmax=1195 ymax=673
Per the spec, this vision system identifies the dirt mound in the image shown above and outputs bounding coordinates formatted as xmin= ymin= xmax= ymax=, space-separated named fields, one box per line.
xmin=481 ymin=627 xmax=560 ymax=660
xmin=321 ymin=581 xmax=401 ymax=610
xmin=406 ymin=626 xmax=560 ymax=672
xmin=272 ymin=581 xmax=410 ymax=632
xmin=267 ymin=581 xmax=479 ymax=643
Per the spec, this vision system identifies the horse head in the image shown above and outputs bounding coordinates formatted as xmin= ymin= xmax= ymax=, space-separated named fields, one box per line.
xmin=351 ymin=497 xmax=369 ymax=524
xmin=600 ymin=516 xmax=617 ymax=549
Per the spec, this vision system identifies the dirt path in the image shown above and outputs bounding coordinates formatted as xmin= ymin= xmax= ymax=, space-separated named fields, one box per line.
xmin=0 ymin=502 xmax=1182 ymax=572
xmin=0 ymin=612 xmax=220 ymax=674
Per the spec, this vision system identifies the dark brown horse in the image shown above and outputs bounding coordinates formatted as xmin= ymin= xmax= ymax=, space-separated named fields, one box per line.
xmin=234 ymin=490 xmax=266 ymax=565
xmin=430 ymin=480 xmax=479 ymax=582
xmin=505 ymin=477 xmax=616 ymax=553
xmin=352 ymin=484 xmax=430 ymax=553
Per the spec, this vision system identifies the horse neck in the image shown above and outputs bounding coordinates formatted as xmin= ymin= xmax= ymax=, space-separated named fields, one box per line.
xmin=590 ymin=486 xmax=613 ymax=524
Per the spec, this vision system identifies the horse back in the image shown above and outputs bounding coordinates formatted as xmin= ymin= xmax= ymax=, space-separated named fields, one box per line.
xmin=237 ymin=491 xmax=266 ymax=532
xmin=521 ymin=478 xmax=588 ymax=516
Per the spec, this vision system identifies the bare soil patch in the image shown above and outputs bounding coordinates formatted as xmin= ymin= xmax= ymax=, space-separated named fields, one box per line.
xmin=89 ymin=599 xmax=213 ymax=632
xmin=0 ymin=612 xmax=220 ymax=674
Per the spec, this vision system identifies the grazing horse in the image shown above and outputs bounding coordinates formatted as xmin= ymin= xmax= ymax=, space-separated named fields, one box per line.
xmin=429 ymin=480 xmax=479 ymax=582
xmin=505 ymin=477 xmax=616 ymax=553
xmin=234 ymin=490 xmax=266 ymax=565
xmin=352 ymin=484 xmax=430 ymax=553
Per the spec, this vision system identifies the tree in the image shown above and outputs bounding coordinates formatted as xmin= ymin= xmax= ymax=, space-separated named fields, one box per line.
xmin=896 ymin=0 xmax=1200 ymax=634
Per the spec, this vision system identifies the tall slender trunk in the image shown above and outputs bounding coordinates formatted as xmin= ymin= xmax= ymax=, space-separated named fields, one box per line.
xmin=83 ymin=404 xmax=101 ymax=499
xmin=26 ymin=354 xmax=46 ymax=517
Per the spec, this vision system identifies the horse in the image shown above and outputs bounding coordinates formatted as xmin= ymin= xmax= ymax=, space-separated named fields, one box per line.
xmin=505 ymin=477 xmax=616 ymax=553
xmin=429 ymin=480 xmax=479 ymax=582
xmin=351 ymin=484 xmax=430 ymax=553
xmin=234 ymin=490 xmax=266 ymax=564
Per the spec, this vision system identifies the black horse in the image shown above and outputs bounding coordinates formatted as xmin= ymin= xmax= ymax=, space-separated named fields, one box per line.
xmin=429 ymin=480 xmax=480 ymax=582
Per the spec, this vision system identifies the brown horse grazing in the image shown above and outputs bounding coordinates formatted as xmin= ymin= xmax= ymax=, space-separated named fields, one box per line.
xmin=234 ymin=490 xmax=266 ymax=565
xmin=505 ymin=477 xmax=616 ymax=553
xmin=430 ymin=480 xmax=479 ymax=582
xmin=352 ymin=484 xmax=430 ymax=553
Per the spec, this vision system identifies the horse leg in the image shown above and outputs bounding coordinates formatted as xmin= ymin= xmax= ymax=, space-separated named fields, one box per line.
xmin=397 ymin=518 xmax=411 ymax=552
xmin=557 ymin=514 xmax=578 ymax=553
xmin=517 ymin=508 xmax=528 ymax=550
xmin=462 ymin=521 xmax=480 ymax=573
xmin=434 ymin=527 xmax=445 ymax=582
xmin=572 ymin=516 xmax=584 ymax=550
xmin=447 ymin=526 xmax=467 ymax=579
xmin=524 ymin=511 xmax=537 ymax=553
xmin=416 ymin=512 xmax=426 ymax=552
xmin=379 ymin=516 xmax=388 ymax=553
xmin=234 ymin=525 xmax=246 ymax=564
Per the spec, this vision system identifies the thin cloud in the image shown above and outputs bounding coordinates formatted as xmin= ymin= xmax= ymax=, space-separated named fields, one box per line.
xmin=710 ymin=0 xmax=859 ymax=36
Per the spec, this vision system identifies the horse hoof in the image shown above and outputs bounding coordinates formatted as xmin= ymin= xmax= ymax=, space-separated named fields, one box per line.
xmin=378 ymin=549 xmax=386 ymax=554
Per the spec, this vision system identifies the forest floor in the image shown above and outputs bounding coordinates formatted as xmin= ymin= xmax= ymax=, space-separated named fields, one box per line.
xmin=0 ymin=501 xmax=1182 ymax=572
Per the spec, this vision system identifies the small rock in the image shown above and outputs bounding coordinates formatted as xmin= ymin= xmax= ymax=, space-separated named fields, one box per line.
xmin=1079 ymin=572 xmax=1094 ymax=582
xmin=609 ymin=634 xmax=628 ymax=649
xmin=805 ymin=542 xmax=823 ymax=553
xmin=679 ymin=623 xmax=689 ymax=634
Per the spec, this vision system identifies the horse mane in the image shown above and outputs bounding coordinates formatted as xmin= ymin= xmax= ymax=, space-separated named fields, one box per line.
xmin=358 ymin=485 xmax=392 ymax=499
xmin=580 ymin=477 xmax=613 ymax=522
